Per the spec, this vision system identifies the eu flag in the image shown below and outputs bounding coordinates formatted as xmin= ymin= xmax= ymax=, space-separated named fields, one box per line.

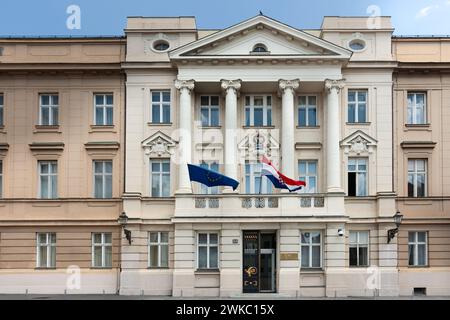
xmin=187 ymin=164 xmax=239 ymax=191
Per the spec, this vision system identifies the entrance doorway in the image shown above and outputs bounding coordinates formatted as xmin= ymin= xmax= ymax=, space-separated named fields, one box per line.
xmin=242 ymin=231 xmax=277 ymax=293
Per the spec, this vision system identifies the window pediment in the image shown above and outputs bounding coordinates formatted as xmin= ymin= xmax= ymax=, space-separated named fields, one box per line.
xmin=341 ymin=131 xmax=377 ymax=156
xmin=142 ymin=131 xmax=177 ymax=157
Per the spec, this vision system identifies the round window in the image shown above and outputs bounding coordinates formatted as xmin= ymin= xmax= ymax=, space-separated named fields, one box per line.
xmin=349 ymin=39 xmax=366 ymax=52
xmin=153 ymin=40 xmax=170 ymax=52
xmin=252 ymin=43 xmax=268 ymax=53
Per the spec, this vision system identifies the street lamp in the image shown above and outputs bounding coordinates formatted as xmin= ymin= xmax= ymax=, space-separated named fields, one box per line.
xmin=387 ymin=210 xmax=403 ymax=244
xmin=118 ymin=212 xmax=132 ymax=245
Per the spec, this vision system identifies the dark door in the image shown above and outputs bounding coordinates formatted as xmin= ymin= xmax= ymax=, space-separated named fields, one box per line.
xmin=243 ymin=231 xmax=259 ymax=293
xmin=243 ymin=231 xmax=277 ymax=293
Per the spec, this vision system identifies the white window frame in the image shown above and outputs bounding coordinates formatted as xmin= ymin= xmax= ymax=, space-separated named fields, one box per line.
xmin=93 ymin=160 xmax=113 ymax=199
xmin=200 ymin=95 xmax=220 ymax=127
xmin=298 ymin=160 xmax=318 ymax=194
xmin=199 ymin=161 xmax=220 ymax=195
xmin=148 ymin=231 xmax=169 ymax=268
xmin=407 ymin=92 xmax=427 ymax=125
xmin=91 ymin=233 xmax=112 ymax=268
xmin=245 ymin=161 xmax=272 ymax=194
xmin=197 ymin=232 xmax=219 ymax=270
xmin=408 ymin=231 xmax=428 ymax=267
xmin=0 ymin=93 xmax=4 ymax=126
xmin=348 ymin=158 xmax=368 ymax=197
xmin=38 ymin=161 xmax=58 ymax=199
xmin=94 ymin=93 xmax=114 ymax=126
xmin=36 ymin=233 xmax=56 ymax=268
xmin=349 ymin=231 xmax=370 ymax=267
xmin=348 ymin=90 xmax=368 ymax=123
xmin=298 ymin=95 xmax=317 ymax=127
xmin=244 ymin=95 xmax=272 ymax=127
xmin=300 ymin=231 xmax=322 ymax=269
xmin=39 ymin=94 xmax=59 ymax=126
xmin=150 ymin=159 xmax=170 ymax=197
xmin=151 ymin=90 xmax=171 ymax=124
xmin=408 ymin=159 xmax=427 ymax=198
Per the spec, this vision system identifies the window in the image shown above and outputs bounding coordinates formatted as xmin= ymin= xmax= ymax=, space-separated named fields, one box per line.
xmin=301 ymin=231 xmax=322 ymax=268
xmin=299 ymin=160 xmax=317 ymax=193
xmin=407 ymin=93 xmax=426 ymax=125
xmin=349 ymin=231 xmax=369 ymax=267
xmin=348 ymin=90 xmax=367 ymax=123
xmin=245 ymin=95 xmax=272 ymax=127
xmin=92 ymin=233 xmax=112 ymax=268
xmin=349 ymin=39 xmax=366 ymax=51
xmin=200 ymin=162 xmax=219 ymax=194
xmin=39 ymin=94 xmax=59 ymax=126
xmin=148 ymin=232 xmax=169 ymax=268
xmin=151 ymin=91 xmax=171 ymax=124
xmin=36 ymin=233 xmax=56 ymax=268
xmin=153 ymin=40 xmax=170 ymax=51
xmin=348 ymin=158 xmax=368 ymax=197
xmin=151 ymin=160 xmax=170 ymax=197
xmin=252 ymin=43 xmax=268 ymax=53
xmin=200 ymin=96 xmax=220 ymax=127
xmin=197 ymin=233 xmax=219 ymax=269
xmin=408 ymin=159 xmax=427 ymax=197
xmin=0 ymin=93 xmax=4 ymax=126
xmin=38 ymin=161 xmax=57 ymax=199
xmin=408 ymin=231 xmax=427 ymax=267
xmin=0 ymin=160 xmax=2 ymax=198
xmin=245 ymin=161 xmax=272 ymax=194
xmin=93 ymin=161 xmax=112 ymax=198
xmin=94 ymin=94 xmax=113 ymax=126
xmin=298 ymin=96 xmax=317 ymax=127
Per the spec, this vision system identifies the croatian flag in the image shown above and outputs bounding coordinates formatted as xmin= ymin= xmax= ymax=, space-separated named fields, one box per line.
xmin=261 ymin=156 xmax=306 ymax=192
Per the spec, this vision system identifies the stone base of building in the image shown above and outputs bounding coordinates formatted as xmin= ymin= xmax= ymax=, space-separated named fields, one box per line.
xmin=0 ymin=269 xmax=118 ymax=294
xmin=399 ymin=268 xmax=450 ymax=296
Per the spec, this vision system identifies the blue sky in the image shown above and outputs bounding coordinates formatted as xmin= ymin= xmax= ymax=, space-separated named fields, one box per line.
xmin=0 ymin=0 xmax=449 ymax=36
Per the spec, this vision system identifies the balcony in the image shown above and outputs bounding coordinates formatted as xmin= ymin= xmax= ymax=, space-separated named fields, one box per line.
xmin=174 ymin=193 xmax=345 ymax=219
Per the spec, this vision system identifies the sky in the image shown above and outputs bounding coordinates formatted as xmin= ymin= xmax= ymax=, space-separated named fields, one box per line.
xmin=0 ymin=0 xmax=449 ymax=36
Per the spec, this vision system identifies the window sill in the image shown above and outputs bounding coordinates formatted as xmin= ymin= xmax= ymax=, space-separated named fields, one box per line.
xmin=242 ymin=126 xmax=275 ymax=129
xmin=404 ymin=124 xmax=431 ymax=131
xmin=147 ymin=267 xmax=170 ymax=270
xmin=198 ymin=126 xmax=222 ymax=129
xmin=89 ymin=125 xmax=116 ymax=133
xmin=407 ymin=265 xmax=429 ymax=269
xmin=34 ymin=125 xmax=61 ymax=133
xmin=147 ymin=122 xmax=173 ymax=126
xmin=296 ymin=126 xmax=320 ymax=129
xmin=300 ymin=268 xmax=324 ymax=273
xmin=346 ymin=122 xmax=371 ymax=126
xmin=35 ymin=267 xmax=57 ymax=270
xmin=195 ymin=269 xmax=220 ymax=274
xmin=90 ymin=267 xmax=113 ymax=270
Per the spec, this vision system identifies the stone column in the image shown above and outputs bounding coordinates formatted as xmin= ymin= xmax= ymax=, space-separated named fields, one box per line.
xmin=325 ymin=79 xmax=345 ymax=193
xmin=175 ymin=79 xmax=195 ymax=194
xmin=221 ymin=79 xmax=241 ymax=192
xmin=279 ymin=79 xmax=300 ymax=178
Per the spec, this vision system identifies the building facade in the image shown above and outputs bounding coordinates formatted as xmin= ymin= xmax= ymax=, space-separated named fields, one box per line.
xmin=0 ymin=14 xmax=449 ymax=297
xmin=0 ymin=37 xmax=126 ymax=293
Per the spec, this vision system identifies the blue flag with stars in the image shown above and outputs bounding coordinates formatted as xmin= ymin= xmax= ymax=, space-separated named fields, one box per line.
xmin=187 ymin=164 xmax=239 ymax=191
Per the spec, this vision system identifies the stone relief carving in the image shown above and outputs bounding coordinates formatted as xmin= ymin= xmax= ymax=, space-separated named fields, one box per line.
xmin=341 ymin=130 xmax=377 ymax=156
xmin=142 ymin=131 xmax=176 ymax=157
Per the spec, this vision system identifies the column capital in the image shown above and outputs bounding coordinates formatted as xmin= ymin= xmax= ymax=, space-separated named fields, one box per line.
xmin=325 ymin=79 xmax=345 ymax=93
xmin=278 ymin=79 xmax=300 ymax=93
xmin=221 ymin=79 xmax=242 ymax=93
xmin=175 ymin=79 xmax=195 ymax=92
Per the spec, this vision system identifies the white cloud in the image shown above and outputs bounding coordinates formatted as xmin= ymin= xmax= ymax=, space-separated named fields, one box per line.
xmin=416 ymin=5 xmax=439 ymax=18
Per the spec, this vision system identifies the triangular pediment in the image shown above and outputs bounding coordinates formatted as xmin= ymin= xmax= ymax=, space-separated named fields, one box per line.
xmin=170 ymin=15 xmax=352 ymax=61
xmin=341 ymin=130 xmax=377 ymax=155
xmin=142 ymin=131 xmax=177 ymax=157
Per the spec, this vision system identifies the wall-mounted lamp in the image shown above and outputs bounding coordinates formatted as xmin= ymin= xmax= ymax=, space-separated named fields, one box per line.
xmin=118 ymin=212 xmax=132 ymax=245
xmin=387 ymin=210 xmax=403 ymax=244
xmin=338 ymin=229 xmax=344 ymax=237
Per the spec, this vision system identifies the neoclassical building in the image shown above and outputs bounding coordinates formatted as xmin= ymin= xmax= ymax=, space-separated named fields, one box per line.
xmin=0 ymin=14 xmax=449 ymax=297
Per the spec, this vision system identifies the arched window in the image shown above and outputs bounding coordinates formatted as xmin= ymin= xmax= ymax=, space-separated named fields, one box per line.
xmin=252 ymin=43 xmax=268 ymax=53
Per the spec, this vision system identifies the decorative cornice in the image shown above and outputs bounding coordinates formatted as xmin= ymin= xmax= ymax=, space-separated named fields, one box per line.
xmin=400 ymin=141 xmax=437 ymax=149
xmin=325 ymin=79 xmax=345 ymax=93
xmin=220 ymin=79 xmax=242 ymax=93
xmin=29 ymin=142 xmax=64 ymax=152
xmin=174 ymin=79 xmax=195 ymax=92
xmin=0 ymin=143 xmax=9 ymax=152
xmin=278 ymin=79 xmax=300 ymax=93
xmin=84 ymin=141 xmax=120 ymax=151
